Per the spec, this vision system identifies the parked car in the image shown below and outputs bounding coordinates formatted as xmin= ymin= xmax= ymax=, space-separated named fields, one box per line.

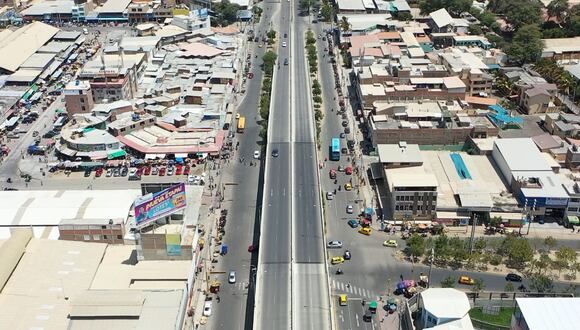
xmin=128 ymin=168 xmax=138 ymax=176
xmin=106 ymin=168 xmax=113 ymax=177
xmin=331 ymin=256 xmax=345 ymax=265
xmin=159 ymin=167 xmax=166 ymax=176
xmin=327 ymin=240 xmax=343 ymax=248
xmin=326 ymin=192 xmax=334 ymax=200
xmin=248 ymin=244 xmax=259 ymax=253
xmin=228 ymin=271 xmax=236 ymax=284
xmin=167 ymin=166 xmax=174 ymax=176
xmin=113 ymin=168 xmax=120 ymax=177
xmin=120 ymin=167 xmax=128 ymax=176
xmin=505 ymin=273 xmax=523 ymax=282
xmin=253 ymin=150 xmax=261 ymax=159
xmin=95 ymin=168 xmax=103 ymax=177
xmin=183 ymin=165 xmax=190 ymax=175
xmin=203 ymin=301 xmax=212 ymax=316
xmin=143 ymin=166 xmax=151 ymax=175
xmin=341 ymin=121 xmax=348 ymax=127
xmin=272 ymin=149 xmax=279 ymax=157
xmin=84 ymin=169 xmax=91 ymax=177
xmin=348 ymin=219 xmax=359 ymax=228
xmin=175 ymin=165 xmax=183 ymax=175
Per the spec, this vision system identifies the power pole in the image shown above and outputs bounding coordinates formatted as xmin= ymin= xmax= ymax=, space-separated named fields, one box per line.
xmin=427 ymin=247 xmax=434 ymax=288
xmin=469 ymin=213 xmax=477 ymax=255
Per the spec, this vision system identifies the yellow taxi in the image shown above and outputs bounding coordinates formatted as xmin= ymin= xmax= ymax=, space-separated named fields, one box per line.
xmin=459 ymin=276 xmax=475 ymax=285
xmin=344 ymin=183 xmax=352 ymax=191
xmin=358 ymin=227 xmax=372 ymax=236
xmin=339 ymin=294 xmax=348 ymax=306
xmin=383 ymin=239 xmax=398 ymax=247
xmin=331 ymin=256 xmax=345 ymax=264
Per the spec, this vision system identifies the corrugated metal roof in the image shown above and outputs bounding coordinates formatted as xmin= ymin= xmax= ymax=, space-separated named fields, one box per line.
xmin=0 ymin=22 xmax=59 ymax=73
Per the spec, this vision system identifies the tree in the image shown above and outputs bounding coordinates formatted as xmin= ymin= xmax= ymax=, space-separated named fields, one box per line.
xmin=434 ymin=234 xmax=451 ymax=265
xmin=320 ymin=1 xmax=336 ymax=22
xmin=505 ymin=282 xmax=515 ymax=292
xmin=555 ymin=247 xmax=577 ymax=269
xmin=529 ymin=274 xmax=554 ymax=292
xmin=394 ymin=11 xmax=413 ymax=22
xmin=489 ymin=216 xmax=502 ymax=228
xmin=468 ymin=24 xmax=483 ymax=35
xmin=300 ymin=0 xmax=314 ymax=13
xmin=544 ymin=236 xmax=557 ymax=251
xmin=406 ymin=234 xmax=426 ymax=259
xmin=498 ymin=236 xmax=534 ymax=269
xmin=507 ymin=3 xmax=542 ymax=30
xmin=440 ymin=276 xmax=456 ymax=288
xmin=472 ymin=278 xmax=485 ymax=294
xmin=339 ymin=16 xmax=351 ymax=32
xmin=419 ymin=0 xmax=472 ymax=16
xmin=504 ymin=24 xmax=544 ymax=65
xmin=262 ymin=51 xmax=278 ymax=76
xmin=547 ymin=0 xmax=570 ymax=25
xmin=212 ymin=0 xmax=241 ymax=27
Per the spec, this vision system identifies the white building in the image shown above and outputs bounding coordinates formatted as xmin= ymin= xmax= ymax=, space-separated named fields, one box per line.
xmin=419 ymin=288 xmax=474 ymax=329
xmin=512 ymin=298 xmax=580 ymax=330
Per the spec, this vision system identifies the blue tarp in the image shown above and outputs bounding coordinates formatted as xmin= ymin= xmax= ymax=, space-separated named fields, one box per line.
xmin=450 ymin=153 xmax=472 ymax=180
xmin=488 ymin=104 xmax=524 ymax=127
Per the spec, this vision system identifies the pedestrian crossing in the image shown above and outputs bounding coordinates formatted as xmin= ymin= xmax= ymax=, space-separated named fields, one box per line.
xmin=331 ymin=279 xmax=379 ymax=299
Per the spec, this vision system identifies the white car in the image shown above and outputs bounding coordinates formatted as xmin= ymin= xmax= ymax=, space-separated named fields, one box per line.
xmin=203 ymin=301 xmax=212 ymax=316
xmin=282 ymin=41 xmax=287 ymax=47
xmin=326 ymin=192 xmax=334 ymax=200
xmin=128 ymin=168 xmax=138 ymax=176
xmin=346 ymin=205 xmax=353 ymax=214
xmin=327 ymin=240 xmax=343 ymax=248
xmin=253 ymin=150 xmax=261 ymax=159
xmin=228 ymin=271 xmax=236 ymax=284
xmin=188 ymin=174 xmax=201 ymax=185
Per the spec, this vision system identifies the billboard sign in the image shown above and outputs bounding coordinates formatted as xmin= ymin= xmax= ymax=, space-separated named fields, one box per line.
xmin=135 ymin=183 xmax=186 ymax=226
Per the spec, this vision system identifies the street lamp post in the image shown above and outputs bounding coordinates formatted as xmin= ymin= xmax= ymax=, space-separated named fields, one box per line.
xmin=427 ymin=247 xmax=434 ymax=288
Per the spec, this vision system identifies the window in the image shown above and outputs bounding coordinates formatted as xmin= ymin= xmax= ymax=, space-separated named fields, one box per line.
xmin=571 ymin=198 xmax=580 ymax=203
xmin=101 ymin=225 xmax=107 ymax=229
xmin=83 ymin=234 xmax=90 ymax=241
xmin=103 ymin=235 xmax=109 ymax=239
xmin=93 ymin=235 xmax=101 ymax=241
xmin=117 ymin=235 xmax=123 ymax=239
xmin=81 ymin=106 xmax=86 ymax=111
xmin=80 ymin=98 xmax=85 ymax=103
xmin=568 ymin=207 xmax=578 ymax=212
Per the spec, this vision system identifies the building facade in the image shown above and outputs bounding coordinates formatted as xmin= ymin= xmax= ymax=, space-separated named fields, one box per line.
xmin=64 ymin=80 xmax=95 ymax=115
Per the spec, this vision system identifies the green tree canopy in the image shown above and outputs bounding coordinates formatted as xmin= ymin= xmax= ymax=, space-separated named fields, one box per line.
xmin=547 ymin=0 xmax=570 ymax=24
xmin=505 ymin=24 xmax=544 ymax=65
xmin=212 ymin=0 xmax=241 ymax=27
xmin=406 ymin=234 xmax=426 ymax=258
xmin=440 ymin=276 xmax=456 ymax=288
xmin=419 ymin=0 xmax=472 ymax=16
xmin=529 ymin=274 xmax=554 ymax=292
xmin=262 ymin=51 xmax=278 ymax=76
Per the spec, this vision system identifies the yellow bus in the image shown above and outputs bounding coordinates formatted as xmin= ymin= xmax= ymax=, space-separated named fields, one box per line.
xmin=237 ymin=116 xmax=246 ymax=133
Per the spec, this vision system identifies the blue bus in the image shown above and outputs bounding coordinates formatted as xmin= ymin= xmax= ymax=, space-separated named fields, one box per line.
xmin=330 ymin=138 xmax=340 ymax=161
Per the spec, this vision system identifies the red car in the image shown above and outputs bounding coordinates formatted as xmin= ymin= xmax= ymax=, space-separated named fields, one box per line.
xmin=143 ymin=166 xmax=151 ymax=175
xmin=183 ymin=165 xmax=190 ymax=175
xmin=248 ymin=244 xmax=259 ymax=253
xmin=345 ymin=166 xmax=353 ymax=175
xmin=175 ymin=165 xmax=183 ymax=175
xmin=159 ymin=167 xmax=166 ymax=176
xmin=95 ymin=168 xmax=104 ymax=177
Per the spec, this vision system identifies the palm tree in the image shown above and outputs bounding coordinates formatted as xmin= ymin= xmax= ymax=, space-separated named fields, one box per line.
xmin=547 ymin=0 xmax=570 ymax=26
xmin=339 ymin=16 xmax=351 ymax=32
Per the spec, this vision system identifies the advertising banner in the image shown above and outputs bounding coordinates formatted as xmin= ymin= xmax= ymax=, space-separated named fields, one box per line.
xmin=166 ymin=233 xmax=182 ymax=256
xmin=135 ymin=183 xmax=187 ymax=226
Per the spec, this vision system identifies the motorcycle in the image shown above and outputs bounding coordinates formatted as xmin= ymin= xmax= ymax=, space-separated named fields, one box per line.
xmin=6 ymin=178 xmax=11 ymax=184
xmin=336 ymin=269 xmax=343 ymax=275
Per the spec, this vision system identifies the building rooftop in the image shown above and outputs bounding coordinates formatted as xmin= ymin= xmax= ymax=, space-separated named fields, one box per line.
xmin=20 ymin=52 xmax=55 ymax=69
xmin=429 ymin=8 xmax=453 ymax=28
xmin=385 ymin=166 xmax=438 ymax=189
xmin=494 ymin=138 xmax=552 ymax=172
xmin=337 ymin=0 xmax=366 ymax=11
xmin=420 ymin=288 xmax=471 ymax=320
xmin=0 ymin=21 xmax=59 ymax=73
xmin=179 ymin=42 xmax=224 ymax=58
xmin=21 ymin=0 xmax=75 ymax=16
xmin=515 ymin=298 xmax=580 ymax=330
xmin=377 ymin=143 xmax=423 ymax=164
xmin=0 ymin=190 xmax=141 ymax=239
xmin=96 ymin=0 xmax=132 ymax=14
xmin=0 ymin=239 xmax=108 ymax=330
xmin=542 ymin=37 xmax=580 ymax=54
